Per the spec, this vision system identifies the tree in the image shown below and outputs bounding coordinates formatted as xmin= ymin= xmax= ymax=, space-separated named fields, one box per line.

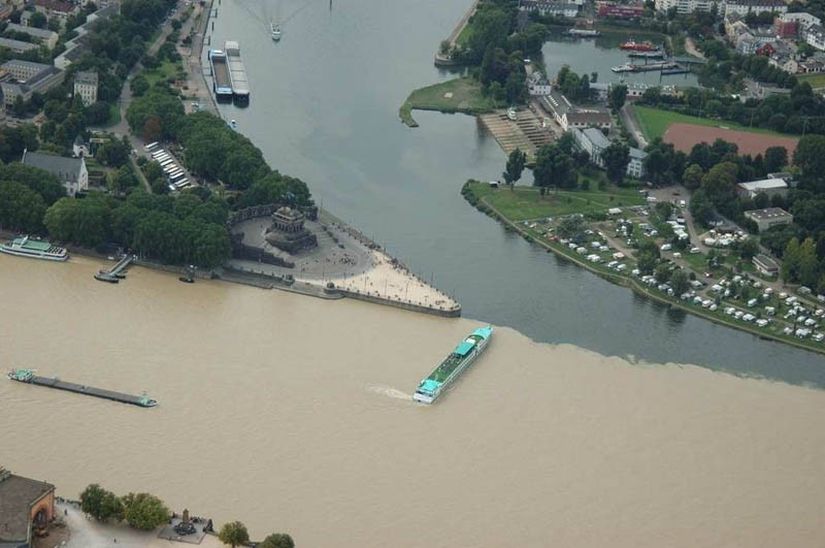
xmin=654 ymin=201 xmax=674 ymax=221
xmin=608 ymin=84 xmax=628 ymax=112
xmin=44 ymin=197 xmax=111 ymax=248
xmin=29 ymin=11 xmax=47 ymax=28
xmin=503 ymin=148 xmax=526 ymax=186
xmin=736 ymin=237 xmax=758 ymax=260
xmin=764 ymin=146 xmax=787 ymax=173
xmin=121 ymin=493 xmax=169 ymax=530
xmin=602 ymin=141 xmax=630 ymax=183
xmin=218 ymin=521 xmax=250 ymax=547
xmin=0 ymin=180 xmax=46 ymax=233
xmin=534 ymin=144 xmax=575 ymax=189
xmin=794 ymin=135 xmax=825 ymax=184
xmin=670 ymin=268 xmax=690 ymax=295
xmin=682 ymin=163 xmax=704 ymax=190
xmin=781 ymin=237 xmax=801 ymax=282
xmin=557 ymin=215 xmax=586 ymax=238
xmin=80 ymin=484 xmax=123 ymax=522
xmin=130 ymin=74 xmax=150 ymax=97
xmin=654 ymin=262 xmax=671 ymax=283
xmin=260 ymin=533 xmax=295 ymax=548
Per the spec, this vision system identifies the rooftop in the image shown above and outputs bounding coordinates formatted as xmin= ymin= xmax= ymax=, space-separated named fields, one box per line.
xmin=738 ymin=178 xmax=788 ymax=191
xmin=582 ymin=127 xmax=610 ymax=148
xmin=74 ymin=70 xmax=98 ymax=86
xmin=5 ymin=22 xmax=58 ymax=41
xmin=22 ymin=151 xmax=84 ymax=179
xmin=744 ymin=207 xmax=792 ymax=220
xmin=0 ymin=37 xmax=38 ymax=52
xmin=567 ymin=109 xmax=611 ymax=125
xmin=0 ymin=468 xmax=54 ymax=543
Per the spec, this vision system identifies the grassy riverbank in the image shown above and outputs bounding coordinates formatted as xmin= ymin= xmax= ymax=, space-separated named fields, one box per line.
xmin=462 ymin=180 xmax=825 ymax=356
xmin=466 ymin=179 xmax=644 ymax=220
xmin=399 ymin=77 xmax=497 ymax=127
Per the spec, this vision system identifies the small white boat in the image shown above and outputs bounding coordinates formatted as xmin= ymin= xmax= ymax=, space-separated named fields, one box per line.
xmin=507 ymin=107 xmax=518 ymax=121
xmin=271 ymin=22 xmax=281 ymax=41
xmin=230 ymin=119 xmax=237 ymax=128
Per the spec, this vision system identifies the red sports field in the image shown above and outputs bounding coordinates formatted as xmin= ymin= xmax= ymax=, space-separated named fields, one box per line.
xmin=663 ymin=123 xmax=799 ymax=156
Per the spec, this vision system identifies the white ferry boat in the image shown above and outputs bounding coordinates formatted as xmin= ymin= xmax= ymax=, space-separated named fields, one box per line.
xmin=413 ymin=326 xmax=493 ymax=404
xmin=0 ymin=236 xmax=68 ymax=261
xmin=271 ymin=23 xmax=282 ymax=41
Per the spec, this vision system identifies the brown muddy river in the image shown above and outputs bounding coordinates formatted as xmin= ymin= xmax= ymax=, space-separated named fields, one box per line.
xmin=2 ymin=255 xmax=825 ymax=547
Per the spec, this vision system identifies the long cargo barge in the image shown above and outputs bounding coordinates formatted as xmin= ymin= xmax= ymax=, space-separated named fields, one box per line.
xmin=224 ymin=40 xmax=250 ymax=101
xmin=413 ymin=326 xmax=492 ymax=404
xmin=208 ymin=49 xmax=233 ymax=99
xmin=7 ymin=368 xmax=157 ymax=408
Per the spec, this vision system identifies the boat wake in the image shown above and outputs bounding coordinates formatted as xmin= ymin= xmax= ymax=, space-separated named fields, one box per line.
xmin=366 ymin=384 xmax=411 ymax=401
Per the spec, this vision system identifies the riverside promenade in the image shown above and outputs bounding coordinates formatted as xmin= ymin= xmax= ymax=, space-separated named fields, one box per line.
xmin=228 ymin=209 xmax=461 ymax=317
xmin=434 ymin=0 xmax=480 ymax=66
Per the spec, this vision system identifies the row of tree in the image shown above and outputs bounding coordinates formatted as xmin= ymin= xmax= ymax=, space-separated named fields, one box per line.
xmin=44 ymin=189 xmax=232 ymax=267
xmin=80 ymin=484 xmax=170 ymax=530
xmin=638 ymin=82 xmax=825 ymax=136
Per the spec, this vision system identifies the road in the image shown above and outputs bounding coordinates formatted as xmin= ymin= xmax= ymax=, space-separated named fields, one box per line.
xmin=620 ymin=103 xmax=648 ymax=149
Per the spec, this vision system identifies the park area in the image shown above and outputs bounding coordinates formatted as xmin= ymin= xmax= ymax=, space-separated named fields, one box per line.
xmin=399 ymin=77 xmax=496 ymax=127
xmin=632 ymin=105 xmax=798 ymax=156
xmin=464 ymin=179 xmax=644 ymax=221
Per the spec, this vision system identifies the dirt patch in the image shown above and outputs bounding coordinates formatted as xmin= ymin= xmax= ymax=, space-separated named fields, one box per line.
xmin=663 ymin=123 xmax=799 ymax=156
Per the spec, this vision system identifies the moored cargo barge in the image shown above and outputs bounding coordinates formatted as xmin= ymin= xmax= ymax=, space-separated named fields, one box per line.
xmin=209 ymin=49 xmax=233 ymax=100
xmin=7 ymin=368 xmax=157 ymax=408
xmin=225 ymin=40 xmax=250 ymax=102
xmin=413 ymin=326 xmax=493 ymax=404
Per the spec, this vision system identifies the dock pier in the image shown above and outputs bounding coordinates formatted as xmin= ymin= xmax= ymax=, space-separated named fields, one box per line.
xmin=94 ymin=254 xmax=135 ymax=283
xmin=7 ymin=369 xmax=157 ymax=408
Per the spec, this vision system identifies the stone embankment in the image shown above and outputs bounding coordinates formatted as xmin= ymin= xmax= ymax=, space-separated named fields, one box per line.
xmin=433 ymin=0 xmax=480 ymax=66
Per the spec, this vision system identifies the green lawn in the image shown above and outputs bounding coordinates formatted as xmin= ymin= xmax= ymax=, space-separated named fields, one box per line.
xmin=143 ymin=60 xmax=185 ymax=87
xmin=399 ymin=77 xmax=497 ymax=127
xmin=632 ymin=105 xmax=787 ymax=141
xmin=466 ymin=181 xmax=645 ymax=221
xmin=798 ymin=73 xmax=825 ymax=88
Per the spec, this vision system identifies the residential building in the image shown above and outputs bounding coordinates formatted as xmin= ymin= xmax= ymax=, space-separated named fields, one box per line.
xmin=518 ymin=0 xmax=580 ymax=17
xmin=736 ymin=32 xmax=759 ymax=54
xmin=597 ymin=1 xmax=645 ymax=18
xmin=72 ymin=134 xmax=89 ymax=158
xmin=744 ymin=207 xmax=794 ymax=231
xmin=805 ymin=24 xmax=825 ymax=51
xmin=753 ymin=253 xmax=780 ymax=276
xmin=22 ymin=150 xmax=88 ymax=196
xmin=5 ymin=22 xmax=59 ymax=50
xmin=0 ymin=60 xmax=64 ymax=109
xmin=725 ymin=0 xmax=787 ymax=17
xmin=654 ymin=0 xmax=718 ymax=14
xmin=572 ymin=127 xmax=647 ymax=177
xmin=0 ymin=467 xmax=56 ymax=548
xmin=0 ymin=37 xmax=38 ymax=53
xmin=527 ymin=72 xmax=552 ymax=96
xmin=73 ymin=70 xmax=98 ymax=106
xmin=566 ymin=109 xmax=612 ymax=130
xmin=778 ymin=11 xmax=821 ymax=32
xmin=737 ymin=177 xmax=789 ymax=199
xmin=54 ymin=4 xmax=118 ymax=70
xmin=0 ymin=4 xmax=12 ymax=21
xmin=627 ymin=147 xmax=647 ymax=178
xmin=32 ymin=0 xmax=79 ymax=28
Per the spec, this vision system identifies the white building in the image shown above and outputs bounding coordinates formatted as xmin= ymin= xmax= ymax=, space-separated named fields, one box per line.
xmin=572 ymin=127 xmax=647 ymax=178
xmin=73 ymin=70 xmax=98 ymax=106
xmin=654 ymin=0 xmax=718 ymax=14
xmin=744 ymin=207 xmax=793 ymax=231
xmin=725 ymin=0 xmax=787 ymax=17
xmin=21 ymin=150 xmax=88 ymax=196
xmin=737 ymin=178 xmax=788 ymax=199
xmin=518 ymin=0 xmax=580 ymax=17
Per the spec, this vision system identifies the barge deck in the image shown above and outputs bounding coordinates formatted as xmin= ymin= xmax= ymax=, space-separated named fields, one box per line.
xmin=7 ymin=369 xmax=157 ymax=408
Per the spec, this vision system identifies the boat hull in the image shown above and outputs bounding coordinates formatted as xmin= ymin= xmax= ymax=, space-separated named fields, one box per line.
xmin=0 ymin=246 xmax=68 ymax=261
xmin=413 ymin=327 xmax=492 ymax=404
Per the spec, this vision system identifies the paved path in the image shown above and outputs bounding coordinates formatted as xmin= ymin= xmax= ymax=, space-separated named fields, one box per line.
xmin=620 ymin=104 xmax=648 ymax=149
xmin=683 ymin=37 xmax=705 ymax=60
xmin=57 ymin=502 xmax=224 ymax=548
